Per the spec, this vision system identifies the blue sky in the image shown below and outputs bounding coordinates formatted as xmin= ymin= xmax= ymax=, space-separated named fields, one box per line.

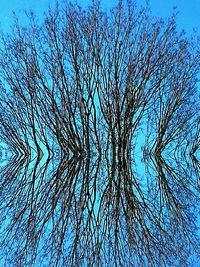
xmin=0 ymin=0 xmax=199 ymax=34
xmin=149 ymin=0 xmax=200 ymax=31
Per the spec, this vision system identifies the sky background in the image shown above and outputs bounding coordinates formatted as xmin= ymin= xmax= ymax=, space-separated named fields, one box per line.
xmin=0 ymin=0 xmax=200 ymax=34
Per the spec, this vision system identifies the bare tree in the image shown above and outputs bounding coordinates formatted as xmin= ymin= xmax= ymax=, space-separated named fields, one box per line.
xmin=0 ymin=1 xmax=199 ymax=266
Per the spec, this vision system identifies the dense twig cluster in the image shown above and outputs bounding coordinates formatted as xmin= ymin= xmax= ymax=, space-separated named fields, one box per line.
xmin=0 ymin=1 xmax=199 ymax=266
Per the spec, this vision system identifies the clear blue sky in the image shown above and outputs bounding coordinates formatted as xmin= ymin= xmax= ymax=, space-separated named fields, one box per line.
xmin=0 ymin=0 xmax=199 ymax=34
xmin=148 ymin=0 xmax=200 ymax=33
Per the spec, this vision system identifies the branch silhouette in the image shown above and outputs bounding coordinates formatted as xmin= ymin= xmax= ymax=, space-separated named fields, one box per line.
xmin=0 ymin=1 xmax=199 ymax=266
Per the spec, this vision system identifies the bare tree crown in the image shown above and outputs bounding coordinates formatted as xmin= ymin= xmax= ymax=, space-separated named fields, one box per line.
xmin=0 ymin=0 xmax=199 ymax=266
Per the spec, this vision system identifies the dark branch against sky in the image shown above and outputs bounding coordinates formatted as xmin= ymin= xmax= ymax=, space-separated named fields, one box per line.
xmin=0 ymin=1 xmax=199 ymax=266
xmin=0 ymin=0 xmax=200 ymax=33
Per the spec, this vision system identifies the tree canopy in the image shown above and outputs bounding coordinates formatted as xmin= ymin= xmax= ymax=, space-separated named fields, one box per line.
xmin=0 ymin=0 xmax=199 ymax=266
